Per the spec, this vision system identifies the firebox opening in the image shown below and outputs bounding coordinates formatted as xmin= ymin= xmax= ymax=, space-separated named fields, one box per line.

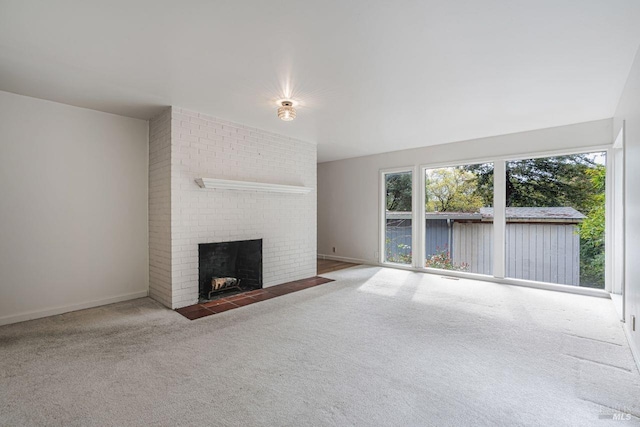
xmin=198 ymin=239 xmax=262 ymax=301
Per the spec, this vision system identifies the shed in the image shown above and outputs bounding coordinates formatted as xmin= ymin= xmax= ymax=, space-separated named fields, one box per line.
xmin=385 ymin=207 xmax=586 ymax=285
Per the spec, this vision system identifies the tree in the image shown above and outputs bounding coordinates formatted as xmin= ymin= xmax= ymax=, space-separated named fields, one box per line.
xmin=579 ymin=165 xmax=606 ymax=287
xmin=463 ymin=163 xmax=494 ymax=208
xmin=425 ymin=167 xmax=484 ymax=212
xmin=386 ymin=173 xmax=412 ymax=211
xmin=466 ymin=155 xmax=596 ymax=211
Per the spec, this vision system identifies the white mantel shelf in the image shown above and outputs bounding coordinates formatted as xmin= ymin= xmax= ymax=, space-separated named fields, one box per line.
xmin=195 ymin=178 xmax=312 ymax=194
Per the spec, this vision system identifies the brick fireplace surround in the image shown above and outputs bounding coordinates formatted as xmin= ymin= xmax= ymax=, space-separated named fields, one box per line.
xmin=149 ymin=107 xmax=317 ymax=309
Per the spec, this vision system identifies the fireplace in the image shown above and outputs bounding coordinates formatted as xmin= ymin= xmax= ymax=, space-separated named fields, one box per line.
xmin=198 ymin=239 xmax=262 ymax=300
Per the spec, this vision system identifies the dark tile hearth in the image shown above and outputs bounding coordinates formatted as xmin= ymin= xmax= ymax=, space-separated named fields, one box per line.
xmin=175 ymin=276 xmax=334 ymax=320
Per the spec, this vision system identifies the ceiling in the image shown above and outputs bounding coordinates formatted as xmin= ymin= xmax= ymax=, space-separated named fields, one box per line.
xmin=1 ymin=1 xmax=639 ymax=162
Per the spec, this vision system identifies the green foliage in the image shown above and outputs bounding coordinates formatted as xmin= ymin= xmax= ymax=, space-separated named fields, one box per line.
xmin=505 ymin=155 xmax=596 ymax=212
xmin=465 ymin=155 xmax=597 ymax=212
xmin=462 ymin=163 xmax=494 ymax=207
xmin=425 ymin=246 xmax=469 ymax=271
xmin=580 ymin=167 xmax=606 ymax=241
xmin=425 ymin=167 xmax=484 ymax=212
xmin=385 ymin=238 xmax=412 ymax=264
xmin=579 ymin=165 xmax=606 ymax=287
xmin=386 ymin=172 xmax=412 ymax=211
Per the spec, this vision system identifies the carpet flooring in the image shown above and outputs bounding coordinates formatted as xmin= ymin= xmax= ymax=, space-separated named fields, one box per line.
xmin=1 ymin=265 xmax=639 ymax=426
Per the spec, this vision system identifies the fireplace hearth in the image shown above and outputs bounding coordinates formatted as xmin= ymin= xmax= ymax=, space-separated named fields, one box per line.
xmin=198 ymin=239 xmax=262 ymax=301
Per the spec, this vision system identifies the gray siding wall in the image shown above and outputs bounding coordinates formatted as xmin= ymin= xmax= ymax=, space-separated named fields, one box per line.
xmin=385 ymin=220 xmax=581 ymax=286
xmin=385 ymin=219 xmax=412 ymax=261
xmin=386 ymin=219 xmax=451 ymax=262
xmin=425 ymin=219 xmax=450 ymax=258
xmin=451 ymin=222 xmax=580 ymax=285
xmin=452 ymin=223 xmax=494 ymax=275
xmin=505 ymin=223 xmax=580 ymax=285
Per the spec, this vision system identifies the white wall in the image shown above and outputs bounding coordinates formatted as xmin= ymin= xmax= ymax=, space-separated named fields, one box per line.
xmin=318 ymin=119 xmax=612 ymax=263
xmin=0 ymin=91 xmax=149 ymax=325
xmin=148 ymin=107 xmax=317 ymax=309
xmin=614 ymin=45 xmax=640 ymax=363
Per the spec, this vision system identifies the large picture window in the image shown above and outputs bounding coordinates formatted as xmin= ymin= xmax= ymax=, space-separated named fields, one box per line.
xmin=379 ymin=148 xmax=610 ymax=292
xmin=505 ymin=152 xmax=606 ymax=288
xmin=424 ymin=163 xmax=494 ymax=275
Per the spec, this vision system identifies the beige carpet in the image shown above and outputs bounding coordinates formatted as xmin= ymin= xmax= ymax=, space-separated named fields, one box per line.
xmin=1 ymin=265 xmax=639 ymax=426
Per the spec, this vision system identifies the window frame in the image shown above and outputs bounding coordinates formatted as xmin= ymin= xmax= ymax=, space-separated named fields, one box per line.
xmin=419 ymin=160 xmax=499 ymax=277
xmin=379 ymin=166 xmax=418 ymax=267
xmin=376 ymin=144 xmax=614 ymax=297
xmin=502 ymin=149 xmax=610 ymax=289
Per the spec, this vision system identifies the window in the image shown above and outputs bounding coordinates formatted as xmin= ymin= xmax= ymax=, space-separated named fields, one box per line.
xmin=424 ymin=163 xmax=494 ymax=275
xmin=505 ymin=152 xmax=606 ymax=288
xmin=383 ymin=170 xmax=413 ymax=264
xmin=379 ymin=148 xmax=611 ymax=293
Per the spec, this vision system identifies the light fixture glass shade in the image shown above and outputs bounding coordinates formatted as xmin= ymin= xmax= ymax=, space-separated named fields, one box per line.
xmin=277 ymin=101 xmax=296 ymax=121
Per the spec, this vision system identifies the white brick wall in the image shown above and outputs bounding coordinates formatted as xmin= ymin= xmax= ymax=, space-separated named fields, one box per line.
xmin=149 ymin=107 xmax=317 ymax=309
xmin=148 ymin=109 xmax=172 ymax=307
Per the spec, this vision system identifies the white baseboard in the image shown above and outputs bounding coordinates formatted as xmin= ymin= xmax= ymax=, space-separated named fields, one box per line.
xmin=610 ymin=293 xmax=624 ymax=320
xmin=622 ymin=322 xmax=640 ymax=373
xmin=0 ymin=290 xmax=149 ymax=326
xmin=318 ymin=254 xmax=374 ymax=265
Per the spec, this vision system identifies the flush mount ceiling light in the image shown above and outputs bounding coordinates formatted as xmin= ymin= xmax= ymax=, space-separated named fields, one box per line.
xmin=277 ymin=100 xmax=296 ymax=121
